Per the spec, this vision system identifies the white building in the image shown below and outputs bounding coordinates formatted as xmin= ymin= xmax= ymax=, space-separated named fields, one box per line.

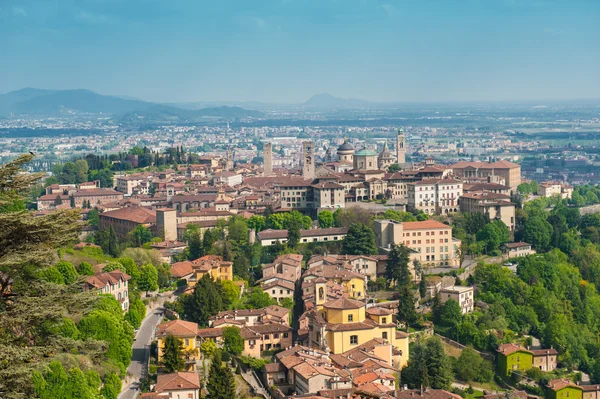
xmin=407 ymin=178 xmax=463 ymax=215
xmin=439 ymin=286 xmax=474 ymax=314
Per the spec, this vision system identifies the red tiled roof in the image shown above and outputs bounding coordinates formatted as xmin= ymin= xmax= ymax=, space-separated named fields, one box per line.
xmin=156 ymin=372 xmax=200 ymax=392
xmin=99 ymin=206 xmax=156 ymax=224
xmin=156 ymin=320 xmax=199 ymax=338
xmin=86 ymin=270 xmax=131 ymax=289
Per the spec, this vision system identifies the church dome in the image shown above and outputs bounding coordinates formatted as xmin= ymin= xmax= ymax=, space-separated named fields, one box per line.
xmin=337 ymin=141 xmax=354 ymax=152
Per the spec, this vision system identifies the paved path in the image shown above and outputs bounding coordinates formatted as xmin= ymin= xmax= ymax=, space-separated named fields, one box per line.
xmin=118 ymin=306 xmax=165 ymax=399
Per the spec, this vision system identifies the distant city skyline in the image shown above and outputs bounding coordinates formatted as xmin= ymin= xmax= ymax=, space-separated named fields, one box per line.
xmin=1 ymin=0 xmax=598 ymax=103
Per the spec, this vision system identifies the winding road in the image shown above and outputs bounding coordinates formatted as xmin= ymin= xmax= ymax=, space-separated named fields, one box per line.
xmin=118 ymin=305 xmax=165 ymax=399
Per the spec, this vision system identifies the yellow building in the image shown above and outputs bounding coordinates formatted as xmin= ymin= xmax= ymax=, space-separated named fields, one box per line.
xmin=182 ymin=255 xmax=233 ymax=287
xmin=308 ymin=296 xmax=409 ymax=368
xmin=304 ymin=266 xmax=366 ymax=301
xmin=156 ymin=320 xmax=200 ymax=370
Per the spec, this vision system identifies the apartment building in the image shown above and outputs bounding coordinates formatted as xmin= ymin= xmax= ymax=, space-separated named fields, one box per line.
xmin=85 ymin=270 xmax=131 ymax=311
xmin=460 ymin=191 xmax=516 ymax=231
xmin=539 ymin=182 xmax=573 ymax=199
xmin=407 ymin=178 xmax=463 ymax=215
xmin=439 ymin=285 xmax=474 ymax=314
xmin=374 ymin=219 xmax=461 ymax=267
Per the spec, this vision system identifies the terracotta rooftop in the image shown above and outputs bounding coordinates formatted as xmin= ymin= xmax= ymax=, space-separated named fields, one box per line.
xmin=86 ymin=270 xmax=131 ymax=289
xmin=99 ymin=206 xmax=156 ymax=224
xmin=156 ymin=320 xmax=199 ymax=338
xmin=323 ymin=297 xmax=365 ymax=310
xmin=156 ymin=372 xmax=200 ymax=392
xmin=496 ymin=343 xmax=529 ymax=356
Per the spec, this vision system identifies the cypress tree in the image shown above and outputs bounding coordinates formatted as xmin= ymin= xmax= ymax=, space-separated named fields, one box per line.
xmin=163 ymin=334 xmax=185 ymax=373
xmin=207 ymin=353 xmax=236 ymax=399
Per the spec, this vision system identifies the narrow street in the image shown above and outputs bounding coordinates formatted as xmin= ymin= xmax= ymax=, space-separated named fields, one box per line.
xmin=118 ymin=305 xmax=165 ymax=399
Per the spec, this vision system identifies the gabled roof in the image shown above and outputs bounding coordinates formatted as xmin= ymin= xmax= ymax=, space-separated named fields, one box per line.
xmin=156 ymin=320 xmax=199 ymax=338
xmin=86 ymin=270 xmax=131 ymax=289
xmin=156 ymin=372 xmax=200 ymax=392
xmin=170 ymin=261 xmax=194 ymax=278
xmin=323 ymin=297 xmax=365 ymax=310
xmin=496 ymin=343 xmax=529 ymax=356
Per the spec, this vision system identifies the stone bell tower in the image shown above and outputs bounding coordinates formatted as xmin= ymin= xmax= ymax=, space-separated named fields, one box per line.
xmin=302 ymin=140 xmax=315 ymax=180
xmin=397 ymin=128 xmax=406 ymax=164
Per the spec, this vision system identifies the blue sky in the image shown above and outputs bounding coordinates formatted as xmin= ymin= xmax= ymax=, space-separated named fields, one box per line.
xmin=0 ymin=0 xmax=598 ymax=103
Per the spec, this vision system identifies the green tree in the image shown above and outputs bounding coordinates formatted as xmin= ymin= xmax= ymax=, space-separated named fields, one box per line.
xmin=118 ymin=257 xmax=140 ymax=287
xmin=220 ymin=280 xmax=241 ymax=304
xmin=207 ymin=353 xmax=236 ymax=399
xmin=186 ymin=224 xmax=204 ymax=260
xmin=476 ymin=220 xmax=510 ymax=253
xmin=386 ymin=244 xmax=411 ymax=285
xmin=247 ymin=215 xmax=266 ymax=232
xmin=246 ymin=287 xmax=276 ymax=309
xmin=69 ymin=195 xmax=75 ymax=208
xmin=287 ymin=217 xmax=301 ymax=248
xmin=227 ymin=215 xmax=248 ymax=244
xmin=32 ymin=361 xmax=101 ymax=399
xmin=87 ymin=208 xmax=100 ymax=227
xmin=138 ymin=264 xmax=159 ymax=293
xmin=454 ymin=346 xmax=482 ymax=382
xmin=397 ymin=285 xmax=418 ymax=331
xmin=233 ymin=254 xmax=251 ymax=281
xmin=402 ymin=337 xmax=453 ymax=390
xmin=523 ymin=216 xmax=553 ymax=251
xmin=163 ymin=334 xmax=186 ymax=373
xmin=419 ymin=278 xmax=427 ymax=298
xmin=99 ymin=373 xmax=121 ymax=399
xmin=439 ymin=299 xmax=463 ymax=329
xmin=223 ymin=326 xmax=244 ymax=355
xmin=76 ymin=261 xmax=95 ymax=276
xmin=39 ymin=266 xmax=66 ymax=284
xmin=318 ymin=210 xmax=334 ymax=228
xmin=342 ymin=223 xmax=377 ymax=255
xmin=388 ymin=163 xmax=402 ymax=172
xmin=266 ymin=213 xmax=285 ymax=229
xmin=55 ymin=260 xmax=78 ymax=284
xmin=182 ymin=274 xmax=224 ymax=326
xmin=129 ymin=225 xmax=154 ymax=247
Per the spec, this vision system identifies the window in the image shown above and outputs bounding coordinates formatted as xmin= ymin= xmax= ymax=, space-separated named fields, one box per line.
xmin=272 ymin=290 xmax=275 ymax=294
xmin=350 ymin=335 xmax=358 ymax=345
xmin=348 ymin=314 xmax=353 ymax=322
xmin=382 ymin=332 xmax=388 ymax=339
xmin=283 ymin=333 xmax=289 ymax=338
xmin=382 ymin=317 xmax=387 ymax=324
xmin=184 ymin=339 xmax=190 ymax=346
xmin=274 ymin=334 xmax=279 ymax=338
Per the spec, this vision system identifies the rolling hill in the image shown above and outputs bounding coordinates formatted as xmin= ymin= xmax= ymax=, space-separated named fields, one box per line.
xmin=0 ymin=88 xmax=264 ymax=119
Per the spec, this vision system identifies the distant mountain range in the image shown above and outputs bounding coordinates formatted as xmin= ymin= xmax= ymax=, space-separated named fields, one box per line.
xmin=0 ymin=88 xmax=264 ymax=119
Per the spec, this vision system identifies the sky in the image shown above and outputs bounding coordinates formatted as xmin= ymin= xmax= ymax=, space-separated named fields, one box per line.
xmin=0 ymin=0 xmax=599 ymax=103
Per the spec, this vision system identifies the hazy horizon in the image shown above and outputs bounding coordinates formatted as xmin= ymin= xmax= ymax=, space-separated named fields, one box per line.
xmin=1 ymin=0 xmax=599 ymax=104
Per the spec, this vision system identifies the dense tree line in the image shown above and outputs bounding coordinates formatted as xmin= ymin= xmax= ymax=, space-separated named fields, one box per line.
xmin=0 ymin=154 xmax=137 ymax=397
xmin=470 ymin=251 xmax=600 ymax=374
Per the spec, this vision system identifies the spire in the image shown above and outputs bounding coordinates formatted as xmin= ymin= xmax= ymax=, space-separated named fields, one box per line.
xmin=383 ymin=141 xmax=389 ymax=151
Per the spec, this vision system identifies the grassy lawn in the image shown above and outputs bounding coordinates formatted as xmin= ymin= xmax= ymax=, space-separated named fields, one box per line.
xmin=465 ymin=390 xmax=484 ymax=399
